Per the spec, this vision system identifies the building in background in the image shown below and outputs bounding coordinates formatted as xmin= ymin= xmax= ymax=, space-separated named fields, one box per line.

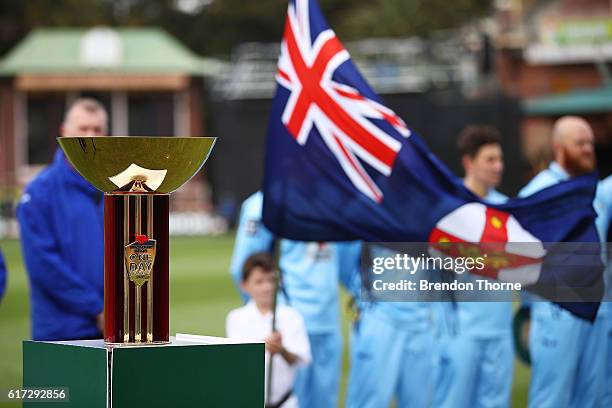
xmin=495 ymin=0 xmax=612 ymax=176
xmin=0 ymin=27 xmax=227 ymax=236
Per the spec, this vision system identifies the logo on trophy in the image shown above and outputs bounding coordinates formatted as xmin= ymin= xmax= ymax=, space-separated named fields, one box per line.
xmin=124 ymin=236 xmax=156 ymax=286
xmin=58 ymin=136 xmax=216 ymax=344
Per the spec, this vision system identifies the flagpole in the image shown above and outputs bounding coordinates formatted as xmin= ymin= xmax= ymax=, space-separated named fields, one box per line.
xmin=266 ymin=265 xmax=280 ymax=405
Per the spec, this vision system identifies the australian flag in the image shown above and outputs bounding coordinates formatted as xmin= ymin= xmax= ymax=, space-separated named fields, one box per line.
xmin=262 ymin=0 xmax=603 ymax=320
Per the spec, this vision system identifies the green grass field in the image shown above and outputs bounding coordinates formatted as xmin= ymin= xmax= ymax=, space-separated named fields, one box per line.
xmin=0 ymin=235 xmax=530 ymax=407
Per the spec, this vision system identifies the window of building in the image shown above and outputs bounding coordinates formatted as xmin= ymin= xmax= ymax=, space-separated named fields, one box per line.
xmin=128 ymin=92 xmax=174 ymax=136
xmin=26 ymin=93 xmax=65 ymax=165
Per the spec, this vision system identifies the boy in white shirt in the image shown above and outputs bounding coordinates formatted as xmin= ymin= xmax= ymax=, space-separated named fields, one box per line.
xmin=226 ymin=253 xmax=311 ymax=408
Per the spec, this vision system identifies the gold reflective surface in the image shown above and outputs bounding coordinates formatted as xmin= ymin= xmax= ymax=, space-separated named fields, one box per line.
xmin=57 ymin=136 xmax=217 ymax=193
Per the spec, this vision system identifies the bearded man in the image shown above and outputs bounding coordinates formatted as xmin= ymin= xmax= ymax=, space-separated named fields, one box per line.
xmin=519 ymin=116 xmax=610 ymax=408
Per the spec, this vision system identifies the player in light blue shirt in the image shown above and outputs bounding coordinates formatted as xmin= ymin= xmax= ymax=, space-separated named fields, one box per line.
xmin=435 ymin=125 xmax=514 ymax=408
xmin=230 ymin=192 xmax=275 ymax=302
xmin=346 ymin=244 xmax=437 ymax=408
xmin=595 ymin=175 xmax=612 ymax=407
xmin=230 ymin=191 xmax=361 ymax=408
xmin=519 ymin=116 xmax=607 ymax=407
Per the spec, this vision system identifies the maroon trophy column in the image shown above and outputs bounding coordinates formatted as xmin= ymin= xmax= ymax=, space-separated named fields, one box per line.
xmin=104 ymin=194 xmax=169 ymax=343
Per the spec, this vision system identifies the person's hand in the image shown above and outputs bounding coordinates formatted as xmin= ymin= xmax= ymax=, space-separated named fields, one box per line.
xmin=265 ymin=331 xmax=283 ymax=354
xmin=96 ymin=313 xmax=104 ymax=333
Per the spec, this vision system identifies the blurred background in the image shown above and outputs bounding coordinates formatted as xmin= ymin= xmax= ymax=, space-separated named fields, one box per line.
xmin=1 ymin=0 xmax=612 ymax=406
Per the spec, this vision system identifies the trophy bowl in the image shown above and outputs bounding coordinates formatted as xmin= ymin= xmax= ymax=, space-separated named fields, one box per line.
xmin=58 ymin=136 xmax=217 ymax=345
xmin=57 ymin=136 xmax=216 ymax=193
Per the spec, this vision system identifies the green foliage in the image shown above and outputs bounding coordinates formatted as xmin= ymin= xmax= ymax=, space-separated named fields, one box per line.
xmin=0 ymin=0 xmax=493 ymax=58
xmin=336 ymin=0 xmax=493 ymax=39
xmin=0 ymin=0 xmax=111 ymax=56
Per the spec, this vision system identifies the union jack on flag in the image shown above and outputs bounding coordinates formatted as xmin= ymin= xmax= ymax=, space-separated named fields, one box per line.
xmin=274 ymin=0 xmax=409 ymax=202
xmin=263 ymin=0 xmax=603 ymax=321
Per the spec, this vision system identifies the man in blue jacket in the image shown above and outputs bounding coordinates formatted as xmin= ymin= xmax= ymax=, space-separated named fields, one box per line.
xmin=519 ymin=116 xmax=607 ymax=407
xmin=17 ymin=98 xmax=107 ymax=341
xmin=0 ymin=248 xmax=6 ymax=302
xmin=230 ymin=191 xmax=360 ymax=408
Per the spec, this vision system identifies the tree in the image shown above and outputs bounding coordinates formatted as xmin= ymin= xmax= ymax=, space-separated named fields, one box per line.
xmin=0 ymin=0 xmax=493 ymax=58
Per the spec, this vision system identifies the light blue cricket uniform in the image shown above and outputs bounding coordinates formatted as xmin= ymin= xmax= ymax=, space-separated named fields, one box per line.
xmin=229 ymin=192 xmax=275 ymax=301
xmin=281 ymin=240 xmax=360 ymax=408
xmin=230 ymin=191 xmax=360 ymax=408
xmin=519 ymin=162 xmax=607 ymax=408
xmin=346 ymin=245 xmax=437 ymax=408
xmin=593 ymin=175 xmax=612 ymax=407
xmin=434 ymin=189 xmax=514 ymax=408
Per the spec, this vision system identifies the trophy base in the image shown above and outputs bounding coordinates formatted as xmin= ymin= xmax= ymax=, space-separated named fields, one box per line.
xmin=24 ymin=335 xmax=263 ymax=408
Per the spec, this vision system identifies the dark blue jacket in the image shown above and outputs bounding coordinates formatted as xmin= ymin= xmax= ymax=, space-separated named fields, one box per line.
xmin=0 ymin=248 xmax=6 ymax=302
xmin=17 ymin=149 xmax=104 ymax=341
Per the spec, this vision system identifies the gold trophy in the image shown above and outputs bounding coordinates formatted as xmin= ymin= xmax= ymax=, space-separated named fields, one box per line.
xmin=58 ymin=136 xmax=216 ymax=344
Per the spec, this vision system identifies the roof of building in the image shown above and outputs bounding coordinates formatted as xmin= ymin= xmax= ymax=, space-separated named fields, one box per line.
xmin=523 ymin=86 xmax=612 ymax=116
xmin=0 ymin=27 xmax=225 ymax=76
